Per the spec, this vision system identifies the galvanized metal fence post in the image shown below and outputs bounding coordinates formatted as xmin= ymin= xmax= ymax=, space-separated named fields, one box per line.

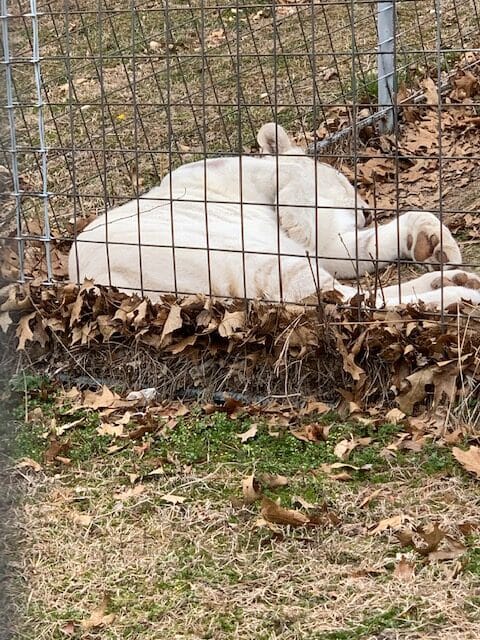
xmin=1 ymin=0 xmax=25 ymax=280
xmin=377 ymin=0 xmax=395 ymax=133
xmin=1 ymin=0 xmax=52 ymax=283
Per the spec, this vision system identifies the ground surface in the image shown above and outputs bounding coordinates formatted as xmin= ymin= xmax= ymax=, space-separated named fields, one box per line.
xmin=6 ymin=381 xmax=480 ymax=640
xmin=0 ymin=398 xmax=20 ymax=640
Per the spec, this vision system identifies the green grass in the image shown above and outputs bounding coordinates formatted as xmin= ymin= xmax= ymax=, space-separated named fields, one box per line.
xmin=11 ymin=385 xmax=480 ymax=640
xmin=12 ymin=381 xmax=469 ymax=489
xmin=465 ymin=547 xmax=480 ymax=576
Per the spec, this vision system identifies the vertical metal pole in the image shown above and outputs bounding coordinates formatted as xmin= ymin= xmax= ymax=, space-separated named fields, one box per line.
xmin=1 ymin=0 xmax=25 ymax=281
xmin=30 ymin=0 xmax=52 ymax=282
xmin=377 ymin=1 xmax=395 ymax=133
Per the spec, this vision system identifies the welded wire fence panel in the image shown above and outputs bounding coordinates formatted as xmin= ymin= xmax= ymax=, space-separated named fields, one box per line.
xmin=1 ymin=1 xmax=479 ymax=311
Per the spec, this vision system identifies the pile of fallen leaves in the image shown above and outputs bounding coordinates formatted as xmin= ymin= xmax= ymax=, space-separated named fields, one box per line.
xmin=1 ymin=280 xmax=479 ymax=428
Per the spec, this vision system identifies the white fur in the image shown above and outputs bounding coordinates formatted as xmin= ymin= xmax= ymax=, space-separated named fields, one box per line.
xmin=69 ymin=123 xmax=480 ymax=309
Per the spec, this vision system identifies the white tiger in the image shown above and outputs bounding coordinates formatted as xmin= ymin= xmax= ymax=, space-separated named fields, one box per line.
xmin=69 ymin=123 xmax=480 ymax=308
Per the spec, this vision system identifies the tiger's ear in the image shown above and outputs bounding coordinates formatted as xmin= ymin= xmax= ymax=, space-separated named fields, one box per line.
xmin=257 ymin=123 xmax=292 ymax=155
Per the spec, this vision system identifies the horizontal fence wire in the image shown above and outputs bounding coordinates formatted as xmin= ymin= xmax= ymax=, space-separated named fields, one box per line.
xmin=0 ymin=0 xmax=479 ymax=316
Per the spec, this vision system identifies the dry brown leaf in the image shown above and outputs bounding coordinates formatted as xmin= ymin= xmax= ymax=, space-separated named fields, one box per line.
xmin=333 ymin=436 xmax=372 ymax=461
xmin=218 ymin=310 xmax=246 ymax=337
xmin=259 ymin=473 xmax=289 ymax=489
xmin=452 ymin=446 xmax=480 ymax=479
xmin=160 ymin=493 xmax=186 ymax=505
xmin=421 ymin=77 xmax=439 ymax=104
xmin=16 ymin=311 xmax=36 ymax=350
xmin=358 ymin=488 xmax=382 ymax=509
xmin=223 ymin=397 xmax=243 ymax=416
xmin=291 ymin=423 xmax=328 ymax=442
xmin=327 ymin=462 xmax=372 ymax=472
xmin=397 ymin=368 xmax=435 ymax=414
xmin=261 ymin=497 xmax=310 ymax=527
xmin=395 ymin=527 xmax=415 ymax=547
xmin=322 ymin=67 xmax=338 ymax=81
xmin=0 ymin=311 xmax=12 ymax=333
xmin=60 ymin=621 xmax=75 ymax=636
xmin=334 ymin=330 xmax=365 ymax=381
xmin=385 ymin=408 xmax=406 ymax=424
xmin=292 ymin=495 xmax=316 ymax=510
xmin=333 ymin=439 xmax=352 ymax=460
xmin=443 ymin=429 xmax=463 ymax=445
xmin=428 ymin=537 xmax=467 ymax=562
xmin=82 ymin=385 xmax=121 ymax=410
xmin=452 ymin=71 xmax=479 ymax=99
xmin=458 ymin=521 xmax=480 ymax=536
xmin=57 ymin=387 xmax=82 ymax=404
xmin=168 ymin=334 xmax=197 ymax=354
xmin=393 ymin=557 xmax=416 ymax=581
xmin=147 ymin=466 xmax=165 ymax=477
xmin=329 ymin=472 xmax=353 ymax=481
xmin=55 ymin=417 xmax=85 ymax=436
xmin=69 ymin=292 xmax=84 ymax=327
xmin=241 ymin=474 xmax=262 ymax=504
xmin=15 ymin=457 xmax=43 ymax=472
xmin=301 ymin=400 xmax=331 ymax=415
xmin=236 ymin=423 xmax=258 ymax=443
xmin=254 ymin=517 xmax=284 ymax=533
xmin=97 ymin=423 xmax=125 ymax=438
xmin=44 ymin=438 xmax=71 ymax=464
xmin=80 ymin=595 xmax=115 ymax=630
xmin=160 ymin=303 xmax=183 ymax=344
xmin=369 ymin=514 xmax=405 ymax=535
xmin=125 ymin=387 xmax=156 ymax=403
xmin=243 ymin=474 xmax=263 ymax=503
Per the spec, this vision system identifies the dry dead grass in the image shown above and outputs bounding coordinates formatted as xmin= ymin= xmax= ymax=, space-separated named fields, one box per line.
xmin=10 ymin=450 xmax=480 ymax=640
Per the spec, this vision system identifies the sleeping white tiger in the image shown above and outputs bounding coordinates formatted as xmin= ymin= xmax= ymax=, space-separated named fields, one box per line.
xmin=69 ymin=123 xmax=480 ymax=308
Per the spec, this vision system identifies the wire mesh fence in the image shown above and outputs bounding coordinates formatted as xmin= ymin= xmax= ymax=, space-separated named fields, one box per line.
xmin=1 ymin=0 xmax=480 ymax=314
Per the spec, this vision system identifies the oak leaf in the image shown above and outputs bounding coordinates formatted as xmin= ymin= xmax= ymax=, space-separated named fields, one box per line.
xmin=261 ymin=497 xmax=310 ymax=526
xmin=393 ymin=557 xmax=415 ymax=581
xmin=82 ymin=385 xmax=121 ymax=410
xmin=236 ymin=423 xmax=258 ymax=443
xmin=80 ymin=595 xmax=115 ymax=630
xmin=160 ymin=303 xmax=183 ymax=344
xmin=160 ymin=494 xmax=186 ymax=505
xmin=16 ymin=311 xmax=36 ymax=350
xmin=369 ymin=514 xmax=404 ymax=535
xmin=242 ymin=474 xmax=262 ymax=504
xmin=259 ymin=474 xmax=289 ymax=489
xmin=452 ymin=446 xmax=480 ymax=479
xmin=218 ymin=311 xmax=246 ymax=337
